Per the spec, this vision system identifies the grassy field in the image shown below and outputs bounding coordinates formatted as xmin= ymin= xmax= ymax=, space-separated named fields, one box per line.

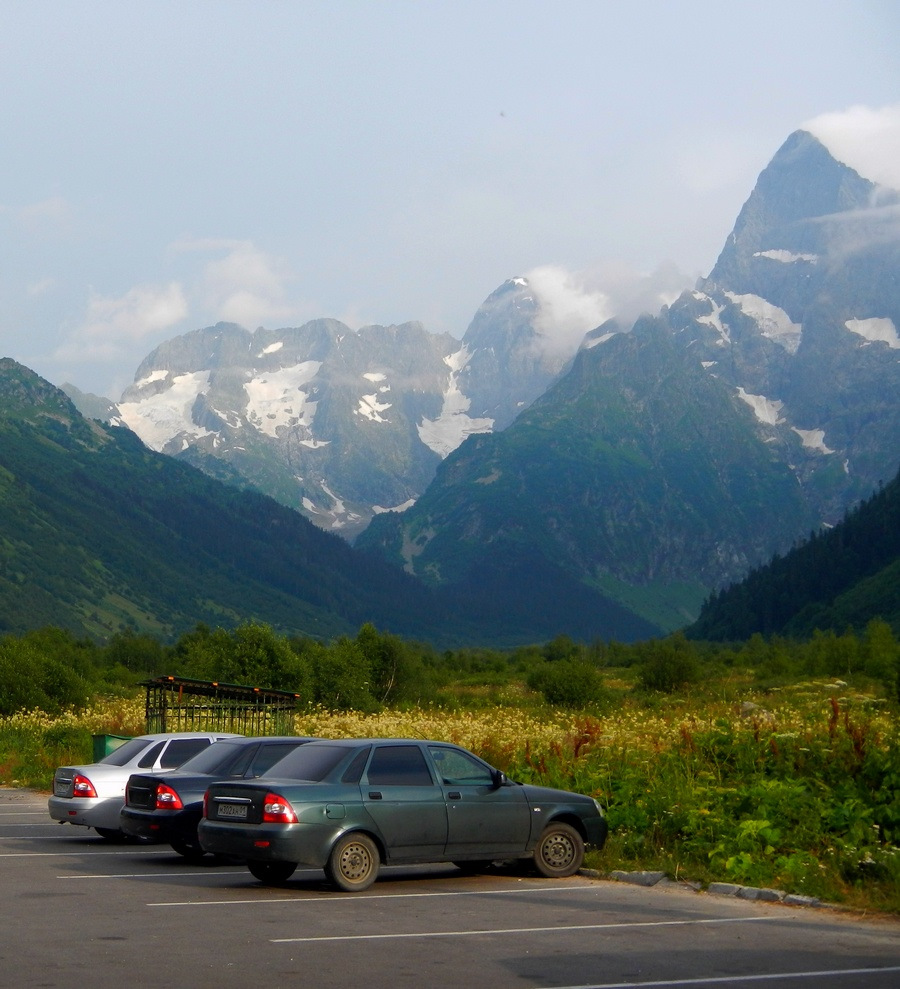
xmin=2 ymin=673 xmax=897 ymax=913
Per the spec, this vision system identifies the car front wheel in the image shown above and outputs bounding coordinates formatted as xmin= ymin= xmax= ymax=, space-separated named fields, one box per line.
xmin=247 ymin=860 xmax=297 ymax=884
xmin=326 ymin=833 xmax=380 ymax=892
xmin=533 ymin=822 xmax=584 ymax=878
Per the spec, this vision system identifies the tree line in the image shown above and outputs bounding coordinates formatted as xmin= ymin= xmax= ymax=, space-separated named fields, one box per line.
xmin=1 ymin=619 xmax=898 ymax=718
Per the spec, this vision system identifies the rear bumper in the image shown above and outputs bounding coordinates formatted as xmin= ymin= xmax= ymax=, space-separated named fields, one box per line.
xmin=47 ymin=795 xmax=125 ymax=831
xmin=120 ymin=806 xmax=198 ymax=843
xmin=198 ymin=819 xmax=340 ymax=867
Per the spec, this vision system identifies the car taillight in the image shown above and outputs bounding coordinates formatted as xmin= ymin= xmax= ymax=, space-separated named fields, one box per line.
xmin=72 ymin=774 xmax=97 ymax=798
xmin=155 ymin=783 xmax=184 ymax=811
xmin=262 ymin=792 xmax=297 ymax=824
xmin=203 ymin=790 xmax=209 ymax=818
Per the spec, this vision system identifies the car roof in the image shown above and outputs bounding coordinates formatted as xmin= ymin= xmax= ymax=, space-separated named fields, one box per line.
xmin=129 ymin=732 xmax=243 ymax=741
xmin=204 ymin=735 xmax=311 ymax=745
xmin=297 ymin=738 xmax=455 ymax=747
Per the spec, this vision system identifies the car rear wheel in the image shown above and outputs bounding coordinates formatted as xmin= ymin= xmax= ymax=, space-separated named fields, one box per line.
xmin=171 ymin=839 xmax=206 ymax=861
xmin=247 ymin=860 xmax=297 ymax=884
xmin=533 ymin=822 xmax=584 ymax=878
xmin=94 ymin=827 xmax=125 ymax=841
xmin=326 ymin=833 xmax=379 ymax=892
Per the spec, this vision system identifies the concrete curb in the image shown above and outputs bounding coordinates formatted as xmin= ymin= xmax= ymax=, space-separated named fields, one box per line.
xmin=591 ymin=870 xmax=826 ymax=908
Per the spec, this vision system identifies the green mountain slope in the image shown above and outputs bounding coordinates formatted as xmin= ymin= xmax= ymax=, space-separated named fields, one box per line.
xmin=0 ymin=358 xmax=451 ymax=642
xmin=1 ymin=359 xmax=655 ymax=646
xmin=359 ymin=316 xmax=815 ymax=632
xmin=686 ymin=467 xmax=900 ymax=639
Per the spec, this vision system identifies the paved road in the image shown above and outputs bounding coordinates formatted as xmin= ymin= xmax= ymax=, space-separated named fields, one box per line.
xmin=2 ymin=788 xmax=898 ymax=988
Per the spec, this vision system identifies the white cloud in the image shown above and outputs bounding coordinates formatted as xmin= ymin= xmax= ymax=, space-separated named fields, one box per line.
xmin=56 ymin=282 xmax=188 ymax=361
xmin=526 ymin=261 xmax=694 ymax=361
xmin=173 ymin=238 xmax=299 ymax=328
xmin=17 ymin=195 xmax=76 ymax=236
xmin=26 ymin=277 xmax=55 ymax=297
xmin=526 ymin=265 xmax=613 ymax=360
xmin=804 ymin=104 xmax=900 ymax=191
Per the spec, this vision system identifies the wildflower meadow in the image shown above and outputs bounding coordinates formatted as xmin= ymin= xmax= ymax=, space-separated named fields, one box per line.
xmin=2 ymin=671 xmax=897 ymax=914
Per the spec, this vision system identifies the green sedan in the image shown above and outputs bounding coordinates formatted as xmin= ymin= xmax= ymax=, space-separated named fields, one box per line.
xmin=198 ymin=737 xmax=608 ymax=892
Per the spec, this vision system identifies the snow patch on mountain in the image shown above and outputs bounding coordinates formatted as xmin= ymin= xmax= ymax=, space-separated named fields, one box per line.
xmin=693 ymin=293 xmax=729 ymax=345
xmin=583 ymin=331 xmax=618 ymax=349
xmin=736 ymin=387 xmax=784 ymax=426
xmin=753 ymin=250 xmax=818 ymax=264
xmin=135 ymin=368 xmax=170 ymax=387
xmin=417 ymin=346 xmax=494 ymax=457
xmin=792 ymin=427 xmax=835 ymax=454
xmin=244 ymin=362 xmax=321 ymax=438
xmin=118 ymin=370 xmax=213 ymax=450
xmin=845 ymin=317 xmax=900 ymax=349
xmin=372 ymin=498 xmax=416 ymax=514
xmin=357 ymin=388 xmax=392 ymax=422
xmin=725 ymin=292 xmax=802 ymax=354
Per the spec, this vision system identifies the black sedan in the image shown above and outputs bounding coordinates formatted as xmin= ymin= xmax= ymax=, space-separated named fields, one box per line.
xmin=120 ymin=736 xmax=314 ymax=858
xmin=198 ymin=738 xmax=608 ymax=891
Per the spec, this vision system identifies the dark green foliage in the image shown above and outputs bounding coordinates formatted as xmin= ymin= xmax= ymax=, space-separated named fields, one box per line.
xmin=527 ymin=659 xmax=607 ymax=709
xmin=689 ymin=468 xmax=900 ymax=641
xmin=635 ymin=632 xmax=700 ymax=693
xmin=0 ymin=630 xmax=95 ymax=713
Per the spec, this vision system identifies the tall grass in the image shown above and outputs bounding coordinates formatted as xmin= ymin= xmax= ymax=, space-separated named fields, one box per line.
xmin=2 ymin=678 xmax=897 ymax=912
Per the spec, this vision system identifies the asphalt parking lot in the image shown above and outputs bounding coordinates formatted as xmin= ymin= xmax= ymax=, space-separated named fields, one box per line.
xmin=2 ymin=788 xmax=899 ymax=989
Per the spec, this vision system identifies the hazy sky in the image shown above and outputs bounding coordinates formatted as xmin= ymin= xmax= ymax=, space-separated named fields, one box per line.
xmin=2 ymin=1 xmax=898 ymax=398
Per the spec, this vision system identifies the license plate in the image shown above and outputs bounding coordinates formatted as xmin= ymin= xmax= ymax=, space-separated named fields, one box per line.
xmin=54 ymin=781 xmax=70 ymax=796
xmin=217 ymin=802 xmax=248 ymax=820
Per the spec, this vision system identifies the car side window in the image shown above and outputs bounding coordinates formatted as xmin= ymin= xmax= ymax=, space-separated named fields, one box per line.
xmin=428 ymin=746 xmax=494 ymax=786
xmin=137 ymin=741 xmax=166 ymax=768
xmin=366 ymin=745 xmax=434 ymax=786
xmin=158 ymin=738 xmax=212 ymax=769
xmin=341 ymin=747 xmax=371 ymax=783
xmin=247 ymin=743 xmax=304 ymax=777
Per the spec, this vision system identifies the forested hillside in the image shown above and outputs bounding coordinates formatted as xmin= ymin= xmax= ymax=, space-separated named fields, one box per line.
xmin=0 ymin=360 xmax=655 ymax=646
xmin=687 ymin=467 xmax=900 ymax=640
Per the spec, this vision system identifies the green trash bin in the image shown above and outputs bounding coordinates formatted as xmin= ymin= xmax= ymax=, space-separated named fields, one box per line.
xmin=92 ymin=734 xmax=132 ymax=761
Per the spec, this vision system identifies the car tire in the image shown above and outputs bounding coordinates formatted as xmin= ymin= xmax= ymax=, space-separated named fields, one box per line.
xmin=533 ymin=822 xmax=584 ymax=878
xmin=171 ymin=839 xmax=206 ymax=861
xmin=247 ymin=860 xmax=298 ymax=884
xmin=325 ymin=833 xmax=380 ymax=892
xmin=94 ymin=827 xmax=125 ymax=841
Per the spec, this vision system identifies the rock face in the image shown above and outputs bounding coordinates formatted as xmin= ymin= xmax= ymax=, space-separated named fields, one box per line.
xmin=109 ymin=279 xmax=568 ymax=539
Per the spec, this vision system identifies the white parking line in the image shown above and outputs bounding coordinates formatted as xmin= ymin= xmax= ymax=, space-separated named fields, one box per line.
xmin=0 ymin=834 xmax=94 ymax=839
xmin=270 ymin=915 xmax=780 ymax=943
xmin=148 ymin=882 xmax=613 ymax=907
xmin=59 ymin=871 xmax=242 ymax=880
xmin=0 ymin=849 xmax=173 ymax=858
xmin=534 ymin=968 xmax=900 ymax=988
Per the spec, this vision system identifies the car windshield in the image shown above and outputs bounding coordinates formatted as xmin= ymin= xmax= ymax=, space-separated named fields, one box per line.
xmin=97 ymin=738 xmax=155 ymax=766
xmin=174 ymin=740 xmax=245 ymax=774
xmin=262 ymin=743 xmax=359 ymax=782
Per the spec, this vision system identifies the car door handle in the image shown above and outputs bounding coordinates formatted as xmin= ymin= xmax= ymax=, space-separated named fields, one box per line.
xmin=448 ymin=792 xmax=461 ymax=800
xmin=368 ymin=791 xmax=382 ymax=799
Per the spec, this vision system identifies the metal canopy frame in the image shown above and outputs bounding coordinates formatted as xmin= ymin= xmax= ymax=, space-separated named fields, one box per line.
xmin=140 ymin=676 xmax=300 ymax=735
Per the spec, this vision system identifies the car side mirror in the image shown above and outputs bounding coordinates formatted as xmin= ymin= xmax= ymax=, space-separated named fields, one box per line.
xmin=490 ymin=769 xmax=507 ymax=789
